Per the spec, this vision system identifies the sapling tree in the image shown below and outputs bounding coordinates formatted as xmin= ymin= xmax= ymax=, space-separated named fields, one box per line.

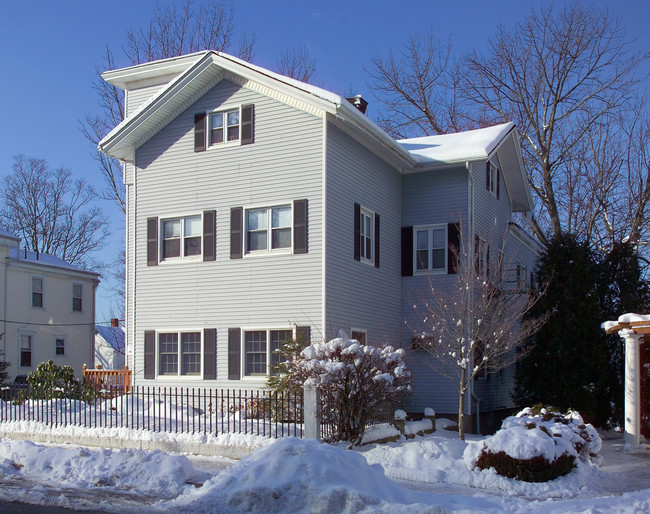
xmin=410 ymin=232 xmax=547 ymax=440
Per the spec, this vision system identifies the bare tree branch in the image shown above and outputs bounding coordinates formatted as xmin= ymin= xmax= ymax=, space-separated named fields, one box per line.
xmin=275 ymin=45 xmax=316 ymax=83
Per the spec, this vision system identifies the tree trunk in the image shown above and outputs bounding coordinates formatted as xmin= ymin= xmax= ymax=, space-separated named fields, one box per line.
xmin=458 ymin=389 xmax=466 ymax=441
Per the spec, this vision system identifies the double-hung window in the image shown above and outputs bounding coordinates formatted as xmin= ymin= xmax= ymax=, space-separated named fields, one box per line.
xmin=55 ymin=337 xmax=65 ymax=356
xmin=72 ymin=283 xmax=83 ymax=312
xmin=210 ymin=108 xmax=240 ymax=144
xmin=476 ymin=237 xmax=489 ymax=277
xmin=486 ymin=161 xmax=500 ymax=198
xmin=414 ymin=226 xmax=446 ymax=272
xmin=158 ymin=331 xmax=202 ymax=376
xmin=243 ymin=329 xmax=292 ymax=377
xmin=162 ymin=216 xmax=202 ymax=260
xmin=360 ymin=209 xmax=373 ymax=262
xmin=31 ymin=277 xmax=44 ymax=308
xmin=20 ymin=334 xmax=32 ymax=367
xmin=246 ymin=205 xmax=292 ymax=253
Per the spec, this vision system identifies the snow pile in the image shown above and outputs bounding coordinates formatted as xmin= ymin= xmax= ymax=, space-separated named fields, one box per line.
xmin=0 ymin=439 xmax=200 ymax=494
xmin=360 ymin=423 xmax=401 ymax=445
xmin=170 ymin=437 xmax=423 ymax=513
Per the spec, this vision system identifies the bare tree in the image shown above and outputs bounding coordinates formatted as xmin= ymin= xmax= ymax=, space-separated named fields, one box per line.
xmin=367 ymin=28 xmax=472 ymax=139
xmin=0 ymin=155 xmax=109 ymax=268
xmin=410 ymin=234 xmax=547 ymax=440
xmin=81 ymin=0 xmax=256 ymax=214
xmin=460 ymin=3 xmax=646 ymax=245
xmin=275 ymin=45 xmax=316 ymax=83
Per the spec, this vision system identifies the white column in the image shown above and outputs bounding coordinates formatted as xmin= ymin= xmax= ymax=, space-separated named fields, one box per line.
xmin=620 ymin=329 xmax=645 ymax=452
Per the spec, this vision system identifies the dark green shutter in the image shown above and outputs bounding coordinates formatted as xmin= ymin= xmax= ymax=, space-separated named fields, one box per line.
xmin=203 ymin=328 xmax=217 ymax=380
xmin=194 ymin=113 xmax=206 ymax=152
xmin=241 ymin=105 xmax=254 ymax=145
xmin=144 ymin=331 xmax=155 ymax=379
xmin=203 ymin=210 xmax=216 ymax=261
xmin=147 ymin=218 xmax=158 ymax=266
xmin=228 ymin=328 xmax=241 ymax=380
xmin=401 ymin=227 xmax=413 ymax=277
xmin=354 ymin=203 xmax=361 ymax=261
xmin=230 ymin=207 xmax=243 ymax=259
xmin=293 ymin=199 xmax=308 ymax=254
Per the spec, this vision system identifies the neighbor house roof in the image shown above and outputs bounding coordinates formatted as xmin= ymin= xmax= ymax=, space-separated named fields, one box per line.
xmin=8 ymin=248 xmax=100 ymax=278
xmin=0 ymin=227 xmax=20 ymax=241
xmin=95 ymin=326 xmax=125 ymax=352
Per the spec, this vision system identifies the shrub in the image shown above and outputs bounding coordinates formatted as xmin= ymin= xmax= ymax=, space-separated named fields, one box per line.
xmin=476 ymin=450 xmax=576 ymax=482
xmin=14 ymin=360 xmax=99 ymax=404
xmin=269 ymin=336 xmax=411 ymax=445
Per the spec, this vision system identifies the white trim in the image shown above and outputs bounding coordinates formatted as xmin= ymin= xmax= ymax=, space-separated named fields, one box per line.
xmin=350 ymin=328 xmax=367 ymax=344
xmin=71 ymin=282 xmax=84 ymax=313
xmin=207 ymin=104 xmax=243 ymax=148
xmin=30 ymin=274 xmax=45 ymax=309
xmin=359 ymin=206 xmax=374 ymax=265
xmin=158 ymin=213 xmax=204 ymax=263
xmin=54 ymin=335 xmax=66 ymax=358
xmin=243 ymin=203 xmax=293 ymax=255
xmin=155 ymin=329 xmax=204 ymax=379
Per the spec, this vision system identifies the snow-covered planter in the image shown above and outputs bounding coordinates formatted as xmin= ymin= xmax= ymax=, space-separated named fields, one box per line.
xmin=464 ymin=407 xmax=602 ymax=482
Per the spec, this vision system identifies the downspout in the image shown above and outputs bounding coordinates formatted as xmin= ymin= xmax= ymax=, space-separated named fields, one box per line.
xmin=321 ymin=117 xmax=328 ymax=341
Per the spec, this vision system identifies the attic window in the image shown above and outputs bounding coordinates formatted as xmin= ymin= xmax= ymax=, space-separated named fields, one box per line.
xmin=197 ymin=104 xmax=254 ymax=151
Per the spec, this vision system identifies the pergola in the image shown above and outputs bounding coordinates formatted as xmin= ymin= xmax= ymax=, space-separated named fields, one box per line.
xmin=602 ymin=313 xmax=649 ymax=452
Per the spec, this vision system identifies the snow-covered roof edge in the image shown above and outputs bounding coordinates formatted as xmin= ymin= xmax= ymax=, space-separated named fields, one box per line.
xmin=8 ymin=248 xmax=100 ymax=278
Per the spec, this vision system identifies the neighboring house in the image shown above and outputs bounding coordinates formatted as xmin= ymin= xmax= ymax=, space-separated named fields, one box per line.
xmin=95 ymin=319 xmax=126 ymax=370
xmin=98 ymin=51 xmax=538 ymax=429
xmin=0 ymin=228 xmax=100 ymax=381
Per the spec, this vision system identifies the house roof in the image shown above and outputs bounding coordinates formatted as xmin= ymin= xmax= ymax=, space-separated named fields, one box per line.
xmin=98 ymin=52 xmax=532 ymax=212
xmin=8 ymin=248 xmax=100 ymax=277
xmin=0 ymin=227 xmax=20 ymax=241
xmin=95 ymin=325 xmax=125 ymax=352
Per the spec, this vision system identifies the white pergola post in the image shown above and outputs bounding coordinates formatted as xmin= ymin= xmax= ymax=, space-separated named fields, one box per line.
xmin=619 ymin=329 xmax=645 ymax=452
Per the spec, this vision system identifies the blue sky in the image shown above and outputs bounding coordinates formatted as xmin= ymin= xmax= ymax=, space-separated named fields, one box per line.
xmin=1 ymin=0 xmax=648 ymax=322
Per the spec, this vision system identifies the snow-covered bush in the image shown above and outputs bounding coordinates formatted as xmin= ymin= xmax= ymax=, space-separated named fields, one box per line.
xmin=465 ymin=407 xmax=601 ymax=482
xmin=271 ymin=337 xmax=411 ymax=445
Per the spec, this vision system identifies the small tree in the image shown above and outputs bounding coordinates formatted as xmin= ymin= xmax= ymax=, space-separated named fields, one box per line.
xmin=270 ymin=337 xmax=411 ymax=446
xmin=411 ymin=232 xmax=547 ymax=440
xmin=16 ymin=361 xmax=98 ymax=404
xmin=0 ymin=350 xmax=9 ymax=385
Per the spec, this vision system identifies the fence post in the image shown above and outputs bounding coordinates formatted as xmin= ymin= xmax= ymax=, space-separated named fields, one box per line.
xmin=303 ymin=380 xmax=320 ymax=441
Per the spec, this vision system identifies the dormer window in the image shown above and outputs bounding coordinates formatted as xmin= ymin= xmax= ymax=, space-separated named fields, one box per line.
xmin=195 ymin=105 xmax=254 ymax=152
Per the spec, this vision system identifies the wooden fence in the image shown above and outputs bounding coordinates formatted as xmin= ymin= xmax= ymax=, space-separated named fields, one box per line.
xmin=82 ymin=366 xmax=132 ymax=398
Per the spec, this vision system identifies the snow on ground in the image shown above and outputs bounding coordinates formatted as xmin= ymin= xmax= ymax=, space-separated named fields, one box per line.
xmin=0 ymin=421 xmax=649 ymax=513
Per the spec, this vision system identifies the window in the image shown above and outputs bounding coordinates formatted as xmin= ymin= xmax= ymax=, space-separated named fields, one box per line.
xmin=414 ymin=226 xmax=446 ymax=272
xmin=354 ymin=203 xmax=380 ymax=267
xmin=162 ymin=216 xmax=202 ymax=260
xmin=246 ymin=205 xmax=292 ymax=253
xmin=20 ymin=334 xmax=32 ymax=367
xmin=55 ymin=337 xmax=65 ymax=356
xmin=203 ymin=104 xmax=254 ymax=148
xmin=243 ymin=329 xmax=292 ymax=377
xmin=72 ymin=283 xmax=83 ymax=312
xmin=350 ymin=329 xmax=367 ymax=345
xmin=476 ymin=237 xmax=489 ymax=277
xmin=158 ymin=331 xmax=202 ymax=376
xmin=210 ymin=108 xmax=239 ymax=144
xmin=486 ymin=162 xmax=500 ymax=198
xmin=31 ymin=277 xmax=43 ymax=308
xmin=360 ymin=209 xmax=373 ymax=262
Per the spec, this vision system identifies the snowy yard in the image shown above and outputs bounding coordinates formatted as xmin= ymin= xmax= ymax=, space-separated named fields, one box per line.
xmin=0 ymin=418 xmax=648 ymax=513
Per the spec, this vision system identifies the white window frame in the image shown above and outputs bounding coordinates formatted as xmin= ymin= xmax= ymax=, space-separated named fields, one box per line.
xmin=72 ymin=282 xmax=83 ymax=313
xmin=488 ymin=162 xmax=498 ymax=197
xmin=160 ymin=214 xmax=203 ymax=261
xmin=244 ymin=204 xmax=293 ymax=255
xmin=208 ymin=105 xmax=242 ymax=147
xmin=414 ymin=225 xmax=447 ymax=274
xmin=54 ymin=336 xmax=66 ymax=357
xmin=241 ymin=328 xmax=294 ymax=378
xmin=350 ymin=328 xmax=367 ymax=345
xmin=19 ymin=332 xmax=34 ymax=368
xmin=359 ymin=207 xmax=374 ymax=264
xmin=31 ymin=275 xmax=44 ymax=308
xmin=157 ymin=330 xmax=203 ymax=378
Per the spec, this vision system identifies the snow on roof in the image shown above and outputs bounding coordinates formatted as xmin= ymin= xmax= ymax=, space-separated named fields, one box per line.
xmin=397 ymin=122 xmax=516 ymax=165
xmin=8 ymin=248 xmax=98 ymax=275
xmin=95 ymin=326 xmax=125 ymax=352
xmin=0 ymin=227 xmax=19 ymax=240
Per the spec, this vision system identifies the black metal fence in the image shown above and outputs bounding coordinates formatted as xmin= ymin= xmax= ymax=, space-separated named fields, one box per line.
xmin=0 ymin=385 xmax=303 ymax=439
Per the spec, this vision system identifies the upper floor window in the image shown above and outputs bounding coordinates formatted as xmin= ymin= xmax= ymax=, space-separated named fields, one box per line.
xmin=360 ymin=209 xmax=373 ymax=262
xmin=31 ymin=277 xmax=44 ymax=308
xmin=415 ymin=226 xmax=446 ymax=273
xmin=486 ymin=162 xmax=500 ymax=199
xmin=476 ymin=237 xmax=489 ymax=277
xmin=72 ymin=283 xmax=83 ymax=312
xmin=162 ymin=216 xmax=202 ymax=260
xmin=246 ymin=205 xmax=292 ymax=253
xmin=354 ymin=203 xmax=380 ymax=268
xmin=195 ymin=105 xmax=254 ymax=152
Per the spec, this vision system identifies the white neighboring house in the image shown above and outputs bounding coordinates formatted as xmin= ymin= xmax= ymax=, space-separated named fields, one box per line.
xmin=0 ymin=227 xmax=100 ymax=381
xmin=95 ymin=319 xmax=125 ymax=370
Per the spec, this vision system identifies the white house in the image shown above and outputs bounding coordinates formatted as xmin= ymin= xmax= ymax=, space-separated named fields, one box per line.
xmin=98 ymin=51 xmax=538 ymax=429
xmin=95 ymin=319 xmax=125 ymax=370
xmin=0 ymin=228 xmax=100 ymax=380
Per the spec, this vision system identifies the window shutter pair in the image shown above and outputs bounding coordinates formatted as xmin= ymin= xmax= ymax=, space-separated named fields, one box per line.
xmin=144 ymin=329 xmax=216 ymax=380
xmin=146 ymin=212 xmax=215 ymax=265
xmin=230 ymin=199 xmax=308 ymax=259
xmin=194 ymin=105 xmax=254 ymax=152
xmin=227 ymin=326 xmax=310 ymax=380
xmin=353 ymin=203 xmax=380 ymax=268
xmin=401 ymin=223 xmax=460 ymax=277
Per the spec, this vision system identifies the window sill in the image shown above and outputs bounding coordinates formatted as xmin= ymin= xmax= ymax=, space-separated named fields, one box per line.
xmin=244 ymin=249 xmax=292 ymax=258
xmin=158 ymin=257 xmax=203 ymax=265
xmin=414 ymin=269 xmax=447 ymax=276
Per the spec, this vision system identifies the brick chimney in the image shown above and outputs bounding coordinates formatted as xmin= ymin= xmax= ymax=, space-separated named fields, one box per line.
xmin=111 ymin=318 xmax=119 ymax=328
xmin=346 ymin=95 xmax=368 ymax=114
